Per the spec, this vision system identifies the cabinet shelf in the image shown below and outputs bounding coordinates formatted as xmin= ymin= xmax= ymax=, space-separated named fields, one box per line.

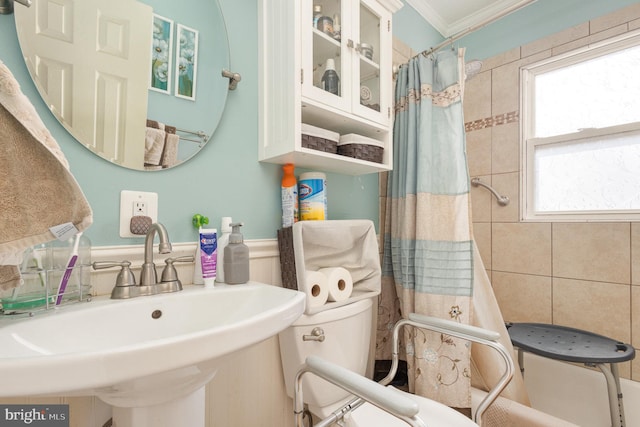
xmin=360 ymin=56 xmax=380 ymax=82
xmin=312 ymin=29 xmax=341 ymax=70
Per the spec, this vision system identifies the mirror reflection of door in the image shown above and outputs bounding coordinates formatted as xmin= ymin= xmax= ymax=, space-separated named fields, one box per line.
xmin=15 ymin=0 xmax=152 ymax=169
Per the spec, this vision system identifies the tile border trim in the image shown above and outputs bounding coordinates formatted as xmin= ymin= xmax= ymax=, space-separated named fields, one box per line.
xmin=465 ymin=110 xmax=519 ymax=133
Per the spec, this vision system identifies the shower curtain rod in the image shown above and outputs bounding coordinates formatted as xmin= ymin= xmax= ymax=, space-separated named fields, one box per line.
xmin=418 ymin=0 xmax=537 ymax=58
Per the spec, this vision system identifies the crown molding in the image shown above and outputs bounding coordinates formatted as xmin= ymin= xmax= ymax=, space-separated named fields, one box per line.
xmin=405 ymin=0 xmax=534 ymax=38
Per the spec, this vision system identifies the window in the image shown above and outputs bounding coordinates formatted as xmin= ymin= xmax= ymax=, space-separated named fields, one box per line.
xmin=521 ymin=31 xmax=640 ymax=221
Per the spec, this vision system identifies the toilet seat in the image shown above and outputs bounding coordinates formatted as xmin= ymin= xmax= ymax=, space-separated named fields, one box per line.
xmin=345 ymin=386 xmax=477 ymax=427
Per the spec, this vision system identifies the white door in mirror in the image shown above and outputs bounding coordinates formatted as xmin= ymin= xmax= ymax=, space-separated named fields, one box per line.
xmin=15 ymin=0 xmax=152 ymax=169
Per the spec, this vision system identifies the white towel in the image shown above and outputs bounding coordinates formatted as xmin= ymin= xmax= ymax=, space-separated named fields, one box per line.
xmin=0 ymin=60 xmax=93 ymax=290
xmin=161 ymin=133 xmax=179 ymax=167
xmin=144 ymin=127 xmax=166 ymax=165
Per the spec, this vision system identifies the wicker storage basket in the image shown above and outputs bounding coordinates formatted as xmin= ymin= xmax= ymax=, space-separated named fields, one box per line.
xmin=337 ymin=134 xmax=384 ymax=163
xmin=301 ymin=123 xmax=339 ymax=154
xmin=277 ymin=227 xmax=298 ymax=290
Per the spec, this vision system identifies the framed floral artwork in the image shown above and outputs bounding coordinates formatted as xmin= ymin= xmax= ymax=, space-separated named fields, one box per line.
xmin=175 ymin=24 xmax=199 ymax=101
xmin=150 ymin=14 xmax=173 ymax=94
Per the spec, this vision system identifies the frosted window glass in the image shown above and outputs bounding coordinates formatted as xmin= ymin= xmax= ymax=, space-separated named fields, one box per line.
xmin=534 ymin=132 xmax=640 ymax=212
xmin=535 ymin=45 xmax=640 ymax=138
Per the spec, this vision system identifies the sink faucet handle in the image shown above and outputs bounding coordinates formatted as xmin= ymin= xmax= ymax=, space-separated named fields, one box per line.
xmin=93 ymin=261 xmax=137 ymax=287
xmin=161 ymin=255 xmax=195 ymax=283
xmin=157 ymin=255 xmax=194 ymax=294
xmin=93 ymin=261 xmax=139 ymax=299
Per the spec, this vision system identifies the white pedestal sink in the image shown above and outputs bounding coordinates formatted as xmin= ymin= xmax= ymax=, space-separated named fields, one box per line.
xmin=0 ymin=282 xmax=305 ymax=426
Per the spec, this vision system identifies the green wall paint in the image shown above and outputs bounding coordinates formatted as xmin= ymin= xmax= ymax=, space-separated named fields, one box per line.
xmin=0 ymin=1 xmax=393 ymax=246
xmin=1 ymin=0 xmax=635 ymax=247
xmin=393 ymin=2 xmax=443 ymax=53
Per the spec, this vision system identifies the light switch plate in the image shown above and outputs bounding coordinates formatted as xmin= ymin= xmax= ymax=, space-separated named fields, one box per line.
xmin=119 ymin=190 xmax=158 ymax=238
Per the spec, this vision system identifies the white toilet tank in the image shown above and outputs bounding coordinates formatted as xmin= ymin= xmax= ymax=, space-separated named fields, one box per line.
xmin=279 ymin=298 xmax=373 ymax=413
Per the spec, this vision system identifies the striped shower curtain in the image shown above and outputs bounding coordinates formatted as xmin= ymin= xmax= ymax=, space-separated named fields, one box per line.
xmin=379 ymin=48 xmax=474 ymax=410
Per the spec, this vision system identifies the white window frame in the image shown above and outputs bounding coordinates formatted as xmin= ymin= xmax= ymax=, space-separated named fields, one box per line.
xmin=520 ymin=30 xmax=640 ymax=222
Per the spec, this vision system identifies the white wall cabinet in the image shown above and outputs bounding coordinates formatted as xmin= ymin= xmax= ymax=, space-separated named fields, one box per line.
xmin=259 ymin=0 xmax=402 ymax=175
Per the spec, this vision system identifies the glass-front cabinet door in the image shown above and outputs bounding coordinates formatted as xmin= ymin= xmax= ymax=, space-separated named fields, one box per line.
xmin=302 ymin=0 xmax=350 ymax=113
xmin=301 ymin=0 xmax=391 ymax=127
xmin=352 ymin=0 xmax=390 ymax=125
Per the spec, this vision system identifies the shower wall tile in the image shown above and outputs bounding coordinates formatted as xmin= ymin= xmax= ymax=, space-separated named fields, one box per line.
xmin=633 ymin=285 xmax=640 ymax=343
xmin=491 ymin=121 xmax=519 ymax=174
xmin=552 ymin=223 xmax=630 ymax=284
xmin=470 ymin=174 xmax=492 ymax=223
xmin=491 ymin=61 xmax=520 ymax=115
xmin=379 ymin=171 xmax=388 ymax=198
xmin=466 ymin=127 xmax=492 ymax=176
xmin=552 ymin=24 xmax=628 ymax=56
xmin=462 ymin=5 xmax=640 ymax=381
xmin=473 ymin=221 xmax=492 ymax=269
xmin=463 ymin=70 xmax=491 ymax=122
xmin=393 ymin=37 xmax=413 ymax=61
xmin=633 ymin=223 xmax=640 ymax=285
xmin=492 ymin=271 xmax=552 ymax=323
xmin=589 ymin=2 xmax=640 ymax=34
xmin=379 ymin=191 xmax=388 ymax=239
xmin=520 ymin=23 xmax=589 ymax=57
xmin=492 ymin=222 xmax=551 ymax=276
xmin=553 ymin=277 xmax=631 ymax=345
xmin=481 ymin=47 xmax=520 ymax=72
xmin=632 ymin=286 xmax=640 ymax=380
xmin=490 ymin=172 xmax=519 ymax=223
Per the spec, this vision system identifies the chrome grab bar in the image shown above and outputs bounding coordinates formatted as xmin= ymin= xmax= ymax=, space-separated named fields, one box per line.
xmin=471 ymin=177 xmax=510 ymax=206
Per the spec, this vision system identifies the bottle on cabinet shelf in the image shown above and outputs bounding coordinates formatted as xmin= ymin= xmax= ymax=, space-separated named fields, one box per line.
xmin=313 ymin=4 xmax=322 ymax=27
xmin=332 ymin=13 xmax=341 ymax=41
xmin=321 ymin=58 xmax=340 ymax=95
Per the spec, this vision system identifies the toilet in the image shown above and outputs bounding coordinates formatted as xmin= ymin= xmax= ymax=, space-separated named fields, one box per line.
xmin=279 ymin=298 xmax=477 ymax=426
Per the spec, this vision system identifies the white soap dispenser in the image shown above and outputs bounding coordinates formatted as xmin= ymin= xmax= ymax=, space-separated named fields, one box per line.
xmin=215 ymin=217 xmax=233 ymax=284
xmin=223 ymin=222 xmax=249 ymax=284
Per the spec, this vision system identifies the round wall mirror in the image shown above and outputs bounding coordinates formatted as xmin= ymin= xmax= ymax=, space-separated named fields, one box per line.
xmin=14 ymin=0 xmax=230 ymax=171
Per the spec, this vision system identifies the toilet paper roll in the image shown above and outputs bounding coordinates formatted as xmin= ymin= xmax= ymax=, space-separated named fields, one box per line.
xmin=304 ymin=270 xmax=329 ymax=308
xmin=318 ymin=267 xmax=353 ymax=302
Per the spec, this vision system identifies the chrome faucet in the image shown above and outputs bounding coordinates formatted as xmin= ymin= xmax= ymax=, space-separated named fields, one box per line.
xmin=92 ymin=223 xmax=191 ymax=299
xmin=139 ymin=222 xmax=172 ymax=295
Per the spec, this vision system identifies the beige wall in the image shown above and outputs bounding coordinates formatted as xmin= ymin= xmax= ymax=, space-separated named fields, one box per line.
xmin=463 ymin=3 xmax=640 ymax=381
